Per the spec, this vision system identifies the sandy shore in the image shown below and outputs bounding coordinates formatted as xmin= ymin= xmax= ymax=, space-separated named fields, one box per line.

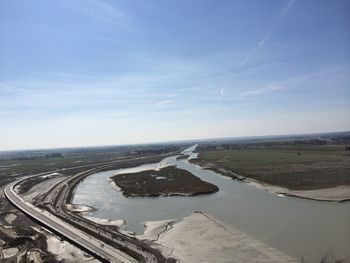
xmin=194 ymin=160 xmax=350 ymax=202
xmin=65 ymin=204 xmax=96 ymax=213
xmin=84 ymin=215 xmax=126 ymax=228
xmin=30 ymin=226 xmax=100 ymax=262
xmin=108 ymin=177 xmax=122 ymax=192
xmin=46 ymin=234 xmax=100 ymax=263
xmin=138 ymin=219 xmax=179 ymax=242
xmin=251 ymin=181 xmax=350 ymax=202
xmin=139 ymin=212 xmax=299 ymax=263
xmin=235 ymin=176 xmax=350 ymax=202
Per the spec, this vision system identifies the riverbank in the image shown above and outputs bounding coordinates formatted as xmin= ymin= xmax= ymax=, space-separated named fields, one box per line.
xmin=110 ymin=166 xmax=218 ymax=197
xmin=252 ymin=182 xmax=350 ymax=202
xmin=193 ymin=159 xmax=350 ymax=202
xmin=191 ymin=146 xmax=350 ymax=202
xmin=139 ymin=211 xmax=299 ymax=263
xmin=72 ymin=148 xmax=350 ymax=262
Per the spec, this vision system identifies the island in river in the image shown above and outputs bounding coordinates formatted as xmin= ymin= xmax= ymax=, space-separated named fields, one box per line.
xmin=110 ymin=165 xmax=219 ymax=197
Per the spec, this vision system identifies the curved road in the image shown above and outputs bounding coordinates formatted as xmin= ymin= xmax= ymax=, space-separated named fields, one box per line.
xmin=5 ymin=179 xmax=138 ymax=263
xmin=48 ymin=166 xmax=166 ymax=263
xmin=4 ymin=152 xmax=180 ymax=262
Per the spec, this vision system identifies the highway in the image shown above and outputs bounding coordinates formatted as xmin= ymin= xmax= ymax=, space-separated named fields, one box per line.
xmin=5 ymin=179 xmax=138 ymax=263
xmin=4 ymin=153 xmax=174 ymax=263
xmin=46 ymin=166 xmax=165 ymax=263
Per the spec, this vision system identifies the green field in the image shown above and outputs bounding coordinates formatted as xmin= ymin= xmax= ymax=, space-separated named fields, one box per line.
xmin=111 ymin=166 xmax=218 ymax=197
xmin=198 ymin=145 xmax=350 ymax=190
xmin=0 ymin=144 xmax=184 ymax=186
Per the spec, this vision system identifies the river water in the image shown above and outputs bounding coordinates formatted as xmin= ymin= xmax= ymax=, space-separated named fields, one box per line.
xmin=73 ymin=148 xmax=350 ymax=262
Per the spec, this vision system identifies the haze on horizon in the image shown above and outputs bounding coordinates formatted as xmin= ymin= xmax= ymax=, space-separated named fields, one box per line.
xmin=1 ymin=0 xmax=349 ymax=151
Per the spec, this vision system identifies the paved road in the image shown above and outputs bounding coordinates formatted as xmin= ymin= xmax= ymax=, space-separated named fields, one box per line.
xmin=47 ymin=164 xmax=165 ymax=263
xmin=5 ymin=180 xmax=137 ymax=263
xmin=4 ymin=152 xmax=180 ymax=263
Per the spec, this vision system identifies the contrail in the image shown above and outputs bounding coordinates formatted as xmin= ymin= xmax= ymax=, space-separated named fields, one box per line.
xmin=221 ymin=0 xmax=296 ymax=100
xmin=239 ymin=0 xmax=296 ymax=69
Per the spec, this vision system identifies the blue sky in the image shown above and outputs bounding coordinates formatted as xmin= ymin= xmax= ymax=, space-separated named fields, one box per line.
xmin=0 ymin=0 xmax=349 ymax=150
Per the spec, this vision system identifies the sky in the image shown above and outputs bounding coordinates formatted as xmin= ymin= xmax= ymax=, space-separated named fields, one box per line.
xmin=0 ymin=0 xmax=349 ymax=150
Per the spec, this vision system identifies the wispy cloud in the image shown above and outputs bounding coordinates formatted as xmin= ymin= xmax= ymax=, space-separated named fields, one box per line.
xmin=155 ymin=100 xmax=174 ymax=107
xmin=238 ymin=0 xmax=296 ymax=70
xmin=79 ymin=0 xmax=132 ymax=28
xmin=237 ymin=84 xmax=281 ymax=98
xmin=224 ymin=0 xmax=296 ymax=102
xmin=1 ymin=0 xmax=349 ymax=150
xmin=0 ymin=56 xmax=223 ymax=116
xmin=0 ymin=82 xmax=11 ymax=92
xmin=226 ymin=65 xmax=350 ymax=102
xmin=0 ymin=82 xmax=29 ymax=94
xmin=220 ymin=87 xmax=226 ymax=101
xmin=279 ymin=0 xmax=296 ymax=18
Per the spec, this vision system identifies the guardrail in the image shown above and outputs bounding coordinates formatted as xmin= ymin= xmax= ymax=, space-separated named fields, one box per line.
xmin=4 ymin=178 xmax=136 ymax=263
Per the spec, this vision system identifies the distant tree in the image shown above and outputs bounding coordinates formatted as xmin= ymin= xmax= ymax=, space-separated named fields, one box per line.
xmin=45 ymin=153 xmax=64 ymax=159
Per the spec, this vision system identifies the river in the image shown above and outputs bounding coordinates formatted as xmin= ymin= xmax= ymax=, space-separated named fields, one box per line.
xmin=73 ymin=147 xmax=350 ymax=262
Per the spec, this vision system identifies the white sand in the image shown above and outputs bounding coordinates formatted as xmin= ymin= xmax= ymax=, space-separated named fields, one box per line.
xmin=142 ymin=212 xmax=299 ymax=263
xmin=112 ymin=160 xmax=171 ymax=177
xmin=4 ymin=213 xmax=17 ymax=224
xmin=32 ymin=226 xmax=99 ymax=262
xmin=0 ymin=226 xmax=18 ymax=239
xmin=2 ymin=247 xmax=19 ymax=259
xmin=108 ymin=178 xmax=121 ymax=192
xmin=245 ymin=179 xmax=350 ymax=201
xmin=65 ymin=204 xmax=95 ymax=213
xmin=81 ymin=215 xmax=137 ymax=235
xmin=199 ymin=162 xmax=350 ymax=201
xmin=138 ymin=219 xmax=178 ymax=242
xmin=108 ymin=161 xmax=174 ymax=193
xmin=23 ymin=176 xmax=66 ymax=202
xmin=46 ymin=235 xmax=100 ymax=263
xmin=288 ymin=185 xmax=350 ymax=201
xmin=84 ymin=216 xmax=126 ymax=229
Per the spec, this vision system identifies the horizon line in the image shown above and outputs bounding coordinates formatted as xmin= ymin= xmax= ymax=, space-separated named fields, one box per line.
xmin=1 ymin=130 xmax=349 ymax=153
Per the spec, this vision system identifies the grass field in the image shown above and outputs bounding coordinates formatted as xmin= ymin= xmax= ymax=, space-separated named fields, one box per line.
xmin=0 ymin=144 xmax=185 ymax=187
xmin=198 ymin=145 xmax=350 ymax=190
xmin=111 ymin=166 xmax=218 ymax=197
